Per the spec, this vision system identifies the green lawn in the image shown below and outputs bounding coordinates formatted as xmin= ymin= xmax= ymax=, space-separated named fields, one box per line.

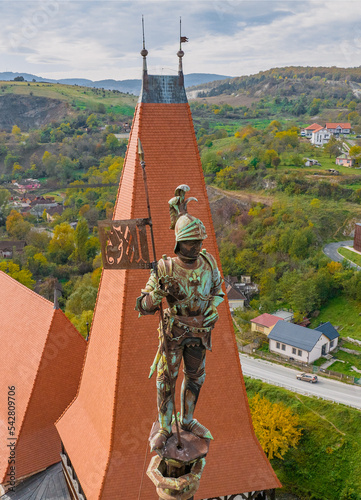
xmin=245 ymin=377 xmax=361 ymax=499
xmin=342 ymin=341 xmax=361 ymax=352
xmin=310 ymin=296 xmax=361 ymax=340
xmin=338 ymin=246 xmax=361 ymax=267
xmin=313 ymin=357 xmax=327 ymax=367
xmin=42 ymin=191 xmax=65 ymax=202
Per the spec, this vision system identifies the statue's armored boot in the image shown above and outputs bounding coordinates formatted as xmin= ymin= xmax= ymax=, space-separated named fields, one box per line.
xmin=150 ymin=372 xmax=174 ymax=452
xmin=180 ymin=380 xmax=213 ymax=440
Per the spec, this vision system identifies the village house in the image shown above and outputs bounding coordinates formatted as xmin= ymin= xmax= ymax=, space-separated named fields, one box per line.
xmin=272 ymin=309 xmax=294 ymax=322
xmin=301 ymin=123 xmax=322 ymax=138
xmin=268 ymin=320 xmax=339 ymax=363
xmin=325 ymin=122 xmax=351 ymax=135
xmin=0 ymin=240 xmax=26 ymax=258
xmin=336 ymin=153 xmax=355 ymax=167
xmin=45 ymin=204 xmax=64 ymax=222
xmin=225 ymin=280 xmax=246 ymax=312
xmin=250 ymin=313 xmax=284 ymax=335
xmin=225 ymin=275 xmax=258 ymax=305
xmin=311 ymin=126 xmax=331 ymax=146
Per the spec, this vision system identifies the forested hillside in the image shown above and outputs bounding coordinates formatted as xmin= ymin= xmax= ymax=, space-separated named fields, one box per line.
xmin=1 ymin=70 xmax=361 ymax=499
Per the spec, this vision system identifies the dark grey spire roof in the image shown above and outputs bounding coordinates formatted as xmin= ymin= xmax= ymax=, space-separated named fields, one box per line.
xmin=1 ymin=463 xmax=70 ymax=500
xmin=138 ymin=74 xmax=188 ymax=104
xmin=268 ymin=321 xmax=322 ymax=352
xmin=314 ymin=321 xmax=339 ymax=341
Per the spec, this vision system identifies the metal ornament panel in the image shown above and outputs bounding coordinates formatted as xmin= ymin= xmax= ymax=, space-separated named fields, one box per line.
xmin=99 ymin=218 xmax=151 ymax=269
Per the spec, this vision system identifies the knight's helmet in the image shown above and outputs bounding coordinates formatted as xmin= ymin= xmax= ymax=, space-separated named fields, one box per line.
xmin=168 ymin=185 xmax=207 ymax=253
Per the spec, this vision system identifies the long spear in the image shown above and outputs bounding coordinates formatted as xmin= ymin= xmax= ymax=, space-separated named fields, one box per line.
xmin=138 ymin=139 xmax=182 ymax=449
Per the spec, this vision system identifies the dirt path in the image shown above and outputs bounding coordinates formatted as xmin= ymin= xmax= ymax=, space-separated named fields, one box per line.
xmin=207 ymin=185 xmax=275 ymax=206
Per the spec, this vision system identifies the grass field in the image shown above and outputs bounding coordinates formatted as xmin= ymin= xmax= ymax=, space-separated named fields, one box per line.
xmin=310 ymin=296 xmax=361 ymax=340
xmin=245 ymin=377 xmax=361 ymax=499
xmin=338 ymin=247 xmax=361 ymax=267
xmin=342 ymin=341 xmax=361 ymax=351
xmin=0 ymin=81 xmax=137 ymax=115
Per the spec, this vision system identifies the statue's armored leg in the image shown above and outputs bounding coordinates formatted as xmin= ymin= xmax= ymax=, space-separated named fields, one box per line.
xmin=180 ymin=342 xmax=213 ymax=439
xmin=151 ymin=345 xmax=182 ymax=451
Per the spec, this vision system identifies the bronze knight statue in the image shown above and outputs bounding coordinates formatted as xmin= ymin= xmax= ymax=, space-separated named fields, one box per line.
xmin=136 ymin=185 xmax=224 ymax=452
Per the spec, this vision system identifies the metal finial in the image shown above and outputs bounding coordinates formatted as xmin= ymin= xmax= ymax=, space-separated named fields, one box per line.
xmin=140 ymin=16 xmax=148 ymax=60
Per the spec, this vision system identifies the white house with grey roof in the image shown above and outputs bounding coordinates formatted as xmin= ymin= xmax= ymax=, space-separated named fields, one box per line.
xmin=268 ymin=321 xmax=339 ymax=363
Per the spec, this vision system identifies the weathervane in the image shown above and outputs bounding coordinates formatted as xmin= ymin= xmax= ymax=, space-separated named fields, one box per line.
xmin=178 ymin=17 xmax=188 ymax=83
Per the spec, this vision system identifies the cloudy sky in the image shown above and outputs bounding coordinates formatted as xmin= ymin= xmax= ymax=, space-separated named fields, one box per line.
xmin=1 ymin=0 xmax=361 ymax=81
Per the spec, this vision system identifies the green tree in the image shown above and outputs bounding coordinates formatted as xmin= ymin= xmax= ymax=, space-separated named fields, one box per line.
xmin=72 ymin=217 xmax=89 ymax=263
xmin=86 ymin=113 xmax=98 ymax=129
xmin=324 ymin=135 xmax=342 ymax=158
xmin=65 ymin=274 xmax=98 ymax=315
xmin=105 ymin=133 xmax=119 ymax=152
xmin=42 ymin=151 xmax=58 ymax=176
xmin=48 ymin=222 xmax=75 ymax=264
xmin=0 ymin=261 xmax=35 ymax=289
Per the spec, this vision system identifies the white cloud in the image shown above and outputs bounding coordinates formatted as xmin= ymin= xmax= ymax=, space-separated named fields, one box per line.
xmin=0 ymin=0 xmax=360 ymax=80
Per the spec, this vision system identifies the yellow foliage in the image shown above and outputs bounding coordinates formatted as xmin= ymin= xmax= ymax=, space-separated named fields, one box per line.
xmin=249 ymin=394 xmax=302 ymax=459
xmin=327 ymin=261 xmax=342 ymax=274
xmin=12 ymin=125 xmax=21 ymax=135
xmin=234 ymin=131 xmax=240 ymax=138
xmin=213 ymin=109 xmax=220 ymax=114
xmin=310 ymin=198 xmax=320 ymax=208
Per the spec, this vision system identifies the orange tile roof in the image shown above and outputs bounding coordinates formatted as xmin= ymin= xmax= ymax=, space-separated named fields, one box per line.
xmin=304 ymin=123 xmax=322 ymax=130
xmin=251 ymin=313 xmax=284 ymax=328
xmin=0 ymin=271 xmax=86 ymax=485
xmin=57 ymin=99 xmax=281 ymax=499
xmin=311 ymin=125 xmax=324 ymax=133
xmin=325 ymin=122 xmax=351 ymax=129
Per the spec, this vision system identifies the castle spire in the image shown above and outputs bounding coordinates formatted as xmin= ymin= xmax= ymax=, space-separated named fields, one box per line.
xmin=178 ymin=17 xmax=188 ymax=86
xmin=140 ymin=15 xmax=148 ymax=80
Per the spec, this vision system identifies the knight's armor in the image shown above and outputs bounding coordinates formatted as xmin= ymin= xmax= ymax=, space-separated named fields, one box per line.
xmin=136 ymin=188 xmax=224 ymax=449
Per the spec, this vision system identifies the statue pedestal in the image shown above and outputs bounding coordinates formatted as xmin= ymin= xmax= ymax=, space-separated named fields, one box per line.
xmin=147 ymin=422 xmax=210 ymax=500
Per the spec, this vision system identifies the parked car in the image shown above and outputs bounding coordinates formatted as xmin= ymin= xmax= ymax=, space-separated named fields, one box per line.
xmin=296 ymin=373 xmax=318 ymax=383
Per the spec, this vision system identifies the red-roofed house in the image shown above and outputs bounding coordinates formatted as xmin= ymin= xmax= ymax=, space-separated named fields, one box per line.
xmin=325 ymin=122 xmax=352 ymax=134
xmin=0 ymin=272 xmax=86 ymax=494
xmin=56 ymin=48 xmax=281 ymax=499
xmin=302 ymin=123 xmax=322 ymax=138
xmin=251 ymin=313 xmax=284 ymax=335
xmin=311 ymin=126 xmax=331 ymax=146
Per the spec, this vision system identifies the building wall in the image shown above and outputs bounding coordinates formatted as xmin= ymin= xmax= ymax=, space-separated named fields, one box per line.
xmin=308 ymin=334 xmax=329 ymax=363
xmin=269 ymin=339 xmax=309 ymax=362
xmin=354 ymin=224 xmax=361 ymax=252
xmin=228 ymin=299 xmax=245 ymax=311
xmin=311 ymin=129 xmax=330 ymax=145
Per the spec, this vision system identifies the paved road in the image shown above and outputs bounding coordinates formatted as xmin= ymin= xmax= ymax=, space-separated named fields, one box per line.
xmin=323 ymin=240 xmax=361 ymax=270
xmin=239 ymin=353 xmax=361 ymax=409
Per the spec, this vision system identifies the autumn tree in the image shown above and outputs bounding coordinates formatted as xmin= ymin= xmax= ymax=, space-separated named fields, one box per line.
xmin=6 ymin=210 xmax=32 ymax=239
xmin=324 ymin=135 xmax=342 ymax=158
xmin=47 ymin=222 xmax=75 ymax=264
xmin=12 ymin=125 xmax=21 ymax=136
xmin=0 ymin=261 xmax=35 ymax=289
xmin=249 ymin=394 xmax=302 ymax=459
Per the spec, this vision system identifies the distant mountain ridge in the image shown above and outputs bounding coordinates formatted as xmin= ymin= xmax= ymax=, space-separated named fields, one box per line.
xmin=0 ymin=72 xmax=230 ymax=95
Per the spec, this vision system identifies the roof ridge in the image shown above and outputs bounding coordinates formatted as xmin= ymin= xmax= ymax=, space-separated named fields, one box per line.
xmin=100 ymin=104 xmax=141 ymax=496
xmin=99 ymin=270 xmax=129 ymax=497
xmin=1 ymin=308 xmax=57 ymax=483
xmin=0 ymin=270 xmax=53 ymax=307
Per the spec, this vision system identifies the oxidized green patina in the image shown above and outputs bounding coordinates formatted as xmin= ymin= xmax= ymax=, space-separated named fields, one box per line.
xmin=136 ymin=185 xmax=224 ymax=452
